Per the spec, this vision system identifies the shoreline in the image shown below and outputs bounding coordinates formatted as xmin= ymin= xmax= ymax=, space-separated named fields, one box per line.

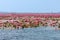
xmin=0 ymin=26 xmax=59 ymax=30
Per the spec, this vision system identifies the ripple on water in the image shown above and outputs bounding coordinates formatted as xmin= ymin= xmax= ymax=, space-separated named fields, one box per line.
xmin=0 ymin=27 xmax=60 ymax=40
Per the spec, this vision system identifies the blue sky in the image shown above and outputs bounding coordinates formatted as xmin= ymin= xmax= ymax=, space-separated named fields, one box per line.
xmin=0 ymin=0 xmax=60 ymax=13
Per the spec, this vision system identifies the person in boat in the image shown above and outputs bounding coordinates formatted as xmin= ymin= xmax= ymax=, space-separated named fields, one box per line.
xmin=57 ymin=20 xmax=60 ymax=28
xmin=55 ymin=20 xmax=60 ymax=30
xmin=22 ymin=24 xmax=25 ymax=29
xmin=55 ymin=23 xmax=60 ymax=30
xmin=58 ymin=24 xmax=60 ymax=28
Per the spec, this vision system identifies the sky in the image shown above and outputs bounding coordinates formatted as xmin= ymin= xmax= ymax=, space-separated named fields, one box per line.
xmin=0 ymin=0 xmax=60 ymax=13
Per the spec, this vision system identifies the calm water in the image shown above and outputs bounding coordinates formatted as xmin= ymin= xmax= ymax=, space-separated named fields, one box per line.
xmin=0 ymin=27 xmax=60 ymax=40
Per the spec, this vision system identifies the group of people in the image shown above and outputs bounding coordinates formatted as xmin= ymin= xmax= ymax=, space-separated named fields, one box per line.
xmin=0 ymin=16 xmax=60 ymax=29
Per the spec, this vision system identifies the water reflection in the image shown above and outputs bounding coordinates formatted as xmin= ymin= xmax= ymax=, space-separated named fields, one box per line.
xmin=0 ymin=27 xmax=60 ymax=40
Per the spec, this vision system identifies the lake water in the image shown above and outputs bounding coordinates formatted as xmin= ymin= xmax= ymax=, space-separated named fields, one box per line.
xmin=0 ymin=27 xmax=60 ymax=40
